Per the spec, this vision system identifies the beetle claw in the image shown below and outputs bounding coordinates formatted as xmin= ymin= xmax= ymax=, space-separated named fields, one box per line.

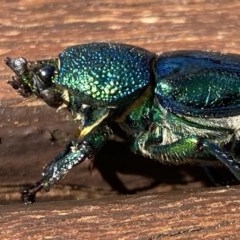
xmin=21 ymin=181 xmax=44 ymax=204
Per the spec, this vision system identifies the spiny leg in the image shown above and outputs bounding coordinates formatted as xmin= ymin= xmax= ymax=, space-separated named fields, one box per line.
xmin=202 ymin=140 xmax=240 ymax=181
xmin=142 ymin=135 xmax=240 ymax=181
xmin=141 ymin=135 xmax=199 ymax=163
xmin=21 ymin=126 xmax=111 ymax=203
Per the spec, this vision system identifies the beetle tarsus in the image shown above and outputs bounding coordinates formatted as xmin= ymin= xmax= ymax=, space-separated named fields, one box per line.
xmin=21 ymin=181 xmax=44 ymax=204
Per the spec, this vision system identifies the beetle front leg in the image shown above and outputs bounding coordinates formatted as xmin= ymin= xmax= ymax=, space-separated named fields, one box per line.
xmin=21 ymin=140 xmax=93 ymax=203
xmin=21 ymin=126 xmax=112 ymax=203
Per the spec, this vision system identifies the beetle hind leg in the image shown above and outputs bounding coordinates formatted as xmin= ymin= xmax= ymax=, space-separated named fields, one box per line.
xmin=202 ymin=140 xmax=240 ymax=181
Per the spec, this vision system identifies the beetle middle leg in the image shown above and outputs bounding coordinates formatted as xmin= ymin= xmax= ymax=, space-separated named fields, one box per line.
xmin=136 ymin=134 xmax=240 ymax=181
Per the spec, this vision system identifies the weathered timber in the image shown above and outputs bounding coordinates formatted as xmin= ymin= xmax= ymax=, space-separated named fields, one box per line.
xmin=1 ymin=186 xmax=240 ymax=239
xmin=1 ymin=0 xmax=240 ymax=239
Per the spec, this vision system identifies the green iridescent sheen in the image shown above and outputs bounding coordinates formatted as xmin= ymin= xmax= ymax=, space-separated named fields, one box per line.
xmin=154 ymin=51 xmax=240 ymax=117
xmin=6 ymin=43 xmax=240 ymax=203
xmin=57 ymin=42 xmax=155 ymax=104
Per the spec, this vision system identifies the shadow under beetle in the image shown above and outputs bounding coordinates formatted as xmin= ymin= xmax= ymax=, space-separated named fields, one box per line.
xmin=5 ymin=42 xmax=240 ymax=203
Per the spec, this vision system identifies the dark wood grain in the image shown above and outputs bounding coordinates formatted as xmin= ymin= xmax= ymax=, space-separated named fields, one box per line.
xmin=1 ymin=0 xmax=240 ymax=238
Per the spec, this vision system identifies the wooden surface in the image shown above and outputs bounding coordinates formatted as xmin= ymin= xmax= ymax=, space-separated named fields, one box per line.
xmin=1 ymin=0 xmax=240 ymax=239
xmin=1 ymin=186 xmax=240 ymax=240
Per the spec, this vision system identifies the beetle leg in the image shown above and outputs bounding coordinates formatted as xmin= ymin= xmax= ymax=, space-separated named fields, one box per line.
xmin=142 ymin=136 xmax=199 ymax=163
xmin=138 ymin=134 xmax=240 ymax=181
xmin=201 ymin=140 xmax=240 ymax=181
xmin=21 ymin=126 xmax=112 ymax=203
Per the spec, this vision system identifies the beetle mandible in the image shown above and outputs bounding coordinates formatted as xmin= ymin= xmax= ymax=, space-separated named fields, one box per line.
xmin=5 ymin=42 xmax=240 ymax=203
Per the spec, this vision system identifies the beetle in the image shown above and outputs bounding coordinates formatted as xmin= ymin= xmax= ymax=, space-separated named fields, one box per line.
xmin=5 ymin=42 xmax=240 ymax=203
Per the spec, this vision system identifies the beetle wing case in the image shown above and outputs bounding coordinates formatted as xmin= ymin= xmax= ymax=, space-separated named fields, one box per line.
xmin=154 ymin=50 xmax=240 ymax=117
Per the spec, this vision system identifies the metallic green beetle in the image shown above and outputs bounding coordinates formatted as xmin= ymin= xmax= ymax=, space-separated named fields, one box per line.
xmin=5 ymin=42 xmax=240 ymax=203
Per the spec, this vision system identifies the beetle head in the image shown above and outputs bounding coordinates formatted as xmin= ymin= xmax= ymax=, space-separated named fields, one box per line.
xmin=5 ymin=57 xmax=114 ymax=136
xmin=5 ymin=57 xmax=64 ymax=108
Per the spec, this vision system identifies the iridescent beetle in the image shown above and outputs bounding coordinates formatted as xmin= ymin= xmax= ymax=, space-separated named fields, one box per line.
xmin=5 ymin=42 xmax=240 ymax=203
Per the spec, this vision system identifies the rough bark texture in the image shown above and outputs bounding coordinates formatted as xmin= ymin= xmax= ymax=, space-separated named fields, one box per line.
xmin=1 ymin=0 xmax=240 ymax=239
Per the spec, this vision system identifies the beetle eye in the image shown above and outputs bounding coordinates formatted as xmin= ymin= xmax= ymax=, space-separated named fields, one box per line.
xmin=38 ymin=65 xmax=55 ymax=87
xmin=33 ymin=65 xmax=56 ymax=92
